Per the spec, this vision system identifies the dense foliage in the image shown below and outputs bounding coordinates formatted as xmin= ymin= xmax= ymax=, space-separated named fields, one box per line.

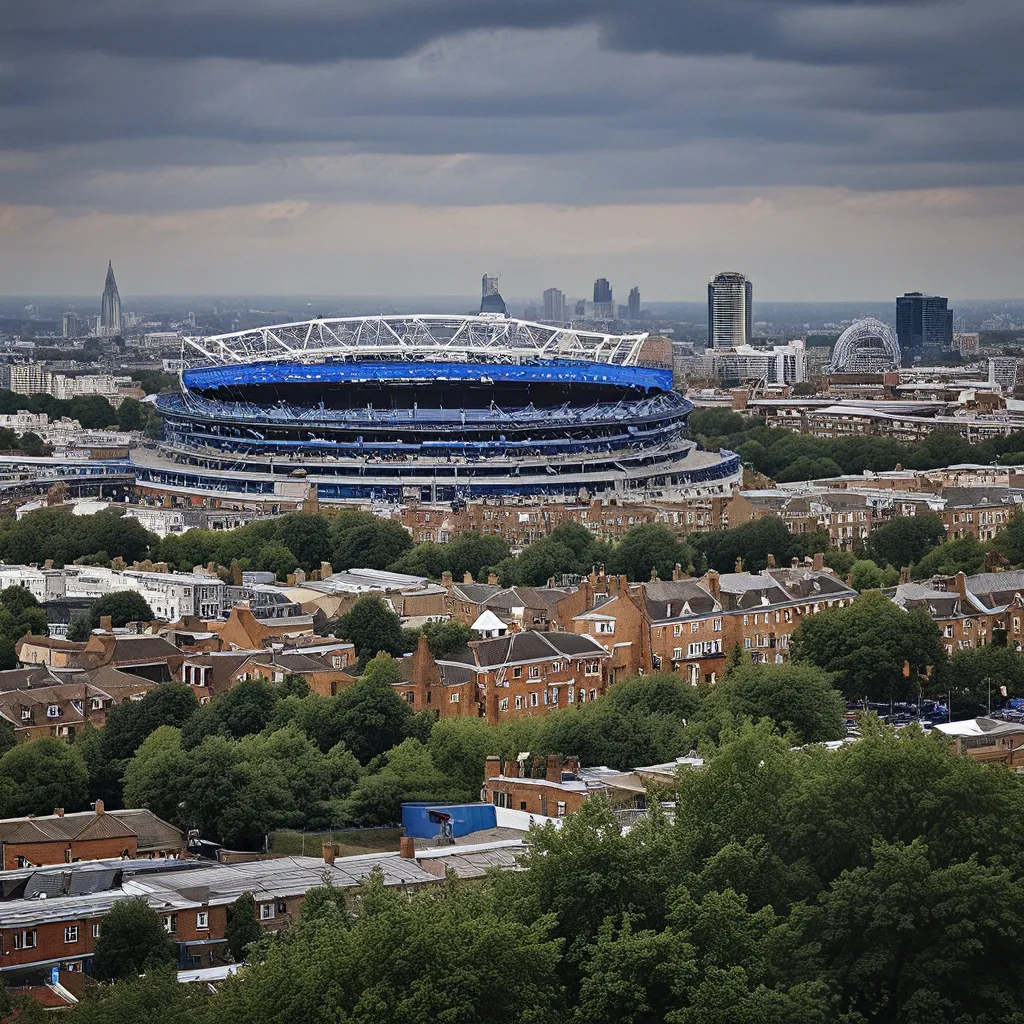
xmin=56 ymin=721 xmax=1024 ymax=1024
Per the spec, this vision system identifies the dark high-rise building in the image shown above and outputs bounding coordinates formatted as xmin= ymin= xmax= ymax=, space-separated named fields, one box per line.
xmin=480 ymin=273 xmax=507 ymax=315
xmin=707 ymin=272 xmax=752 ymax=350
xmin=100 ymin=260 xmax=121 ymax=336
xmin=542 ymin=287 xmax=566 ymax=321
xmin=593 ymin=278 xmax=612 ymax=304
xmin=627 ymin=286 xmax=640 ymax=320
xmin=896 ymin=292 xmax=953 ymax=358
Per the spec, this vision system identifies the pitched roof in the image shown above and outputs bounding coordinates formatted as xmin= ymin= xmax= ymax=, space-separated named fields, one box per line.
xmin=642 ymin=579 xmax=718 ymax=621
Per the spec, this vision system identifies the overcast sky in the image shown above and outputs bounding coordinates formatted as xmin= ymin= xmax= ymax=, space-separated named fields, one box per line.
xmin=2 ymin=0 xmax=1022 ymax=300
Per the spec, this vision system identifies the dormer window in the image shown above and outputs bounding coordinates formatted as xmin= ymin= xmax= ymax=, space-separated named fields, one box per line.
xmin=47 ymin=705 xmax=62 ymax=718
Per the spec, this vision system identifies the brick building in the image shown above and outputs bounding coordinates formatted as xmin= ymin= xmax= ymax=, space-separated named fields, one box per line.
xmin=399 ymin=631 xmax=611 ymax=723
xmin=0 ymin=803 xmax=183 ymax=870
xmin=481 ymin=753 xmax=646 ymax=818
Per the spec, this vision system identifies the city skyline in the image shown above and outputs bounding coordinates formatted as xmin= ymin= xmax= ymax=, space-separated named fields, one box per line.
xmin=2 ymin=1 xmax=1022 ymax=298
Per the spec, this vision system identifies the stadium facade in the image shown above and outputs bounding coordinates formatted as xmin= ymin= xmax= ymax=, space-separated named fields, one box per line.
xmin=140 ymin=316 xmax=740 ymax=505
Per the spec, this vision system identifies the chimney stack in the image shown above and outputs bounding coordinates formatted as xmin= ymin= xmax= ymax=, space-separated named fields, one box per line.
xmin=53 ymin=808 xmax=64 ymax=817
xmin=485 ymin=755 xmax=501 ymax=780
xmin=954 ymin=571 xmax=968 ymax=600
xmin=706 ymin=570 xmax=720 ymax=601
xmin=488 ymin=572 xmax=498 ymax=586
xmin=463 ymin=571 xmax=474 ymax=584
xmin=734 ymin=557 xmax=743 ymax=574
xmin=322 ymin=843 xmax=338 ymax=865
xmin=99 ymin=616 xmax=112 ymax=632
xmin=767 ymin=553 xmax=776 ymax=568
xmin=545 ymin=753 xmax=563 ymax=782
xmin=94 ymin=799 xmax=104 ymax=816
xmin=441 ymin=570 xmax=453 ymax=588
xmin=900 ymin=566 xmax=912 ymax=584
xmin=399 ymin=836 xmax=416 ymax=859
xmin=812 ymin=552 xmax=824 ymax=572
xmin=672 ymin=563 xmax=683 ymax=581
xmin=320 ymin=561 xmax=333 ymax=579
xmin=503 ymin=758 xmax=520 ymax=779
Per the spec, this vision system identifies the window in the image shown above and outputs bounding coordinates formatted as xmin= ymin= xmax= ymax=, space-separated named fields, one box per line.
xmin=13 ymin=930 xmax=36 ymax=950
xmin=260 ymin=904 xmax=275 ymax=920
xmin=713 ymin=618 xmax=722 ymax=631
xmin=596 ymin=621 xmax=615 ymax=634
xmin=512 ymin=667 xmax=522 ymax=679
xmin=673 ymin=647 xmax=683 ymax=660
xmin=91 ymin=697 xmax=104 ymax=710
xmin=556 ymin=801 xmax=566 ymax=817
xmin=530 ymin=692 xmax=539 ymax=707
xmin=449 ymin=692 xmax=460 ymax=703
xmin=578 ymin=688 xmax=587 ymax=703
xmin=691 ymin=621 xmax=700 ymax=633
xmin=743 ymin=615 xmax=749 ymax=626
xmin=196 ymin=911 xmax=209 ymax=930
xmin=584 ymin=660 xmax=601 ymax=676
xmin=64 ymin=926 xmax=78 ymax=943
xmin=528 ymin=665 xmax=540 ymax=678
xmin=515 ymin=695 xmax=523 ymax=710
xmin=567 ymin=687 xmax=575 ymax=703
xmin=590 ymin=689 xmax=597 ymax=701
xmin=944 ymin=625 xmax=954 ymax=638
xmin=673 ymin=624 xmax=682 ymax=637
xmin=499 ymin=697 xmax=509 ymax=712
xmin=163 ymin=915 xmax=177 ymax=935
xmin=47 ymin=704 xmax=61 ymax=718
xmin=551 ymin=661 xmax=564 ymax=673
xmin=92 ymin=924 xmax=100 ymax=939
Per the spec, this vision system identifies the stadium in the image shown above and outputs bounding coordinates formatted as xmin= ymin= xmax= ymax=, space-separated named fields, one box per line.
xmin=140 ymin=316 xmax=740 ymax=505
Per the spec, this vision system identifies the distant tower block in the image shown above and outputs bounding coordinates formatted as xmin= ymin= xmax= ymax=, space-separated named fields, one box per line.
xmin=100 ymin=260 xmax=122 ymax=336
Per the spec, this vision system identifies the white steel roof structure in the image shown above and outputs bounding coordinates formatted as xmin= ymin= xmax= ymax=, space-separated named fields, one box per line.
xmin=181 ymin=315 xmax=650 ymax=369
xmin=829 ymin=318 xmax=901 ymax=373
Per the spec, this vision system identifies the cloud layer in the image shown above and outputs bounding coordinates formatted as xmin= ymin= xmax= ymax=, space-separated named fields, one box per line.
xmin=1 ymin=0 xmax=1021 ymax=295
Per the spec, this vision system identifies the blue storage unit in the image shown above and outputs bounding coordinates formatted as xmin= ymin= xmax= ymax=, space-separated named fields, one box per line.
xmin=401 ymin=802 xmax=497 ymax=839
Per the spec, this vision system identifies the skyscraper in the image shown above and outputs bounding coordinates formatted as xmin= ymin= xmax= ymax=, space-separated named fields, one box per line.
xmin=543 ymin=287 xmax=566 ymax=321
xmin=708 ymin=272 xmax=752 ymax=350
xmin=896 ymin=292 xmax=953 ymax=358
xmin=479 ymin=274 xmax=507 ymax=315
xmin=100 ymin=261 xmax=121 ymax=336
xmin=593 ymin=278 xmax=612 ymax=304
xmin=627 ymin=286 xmax=640 ymax=320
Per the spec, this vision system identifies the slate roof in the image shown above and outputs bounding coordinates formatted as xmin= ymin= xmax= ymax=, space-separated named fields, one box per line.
xmin=642 ymin=580 xmax=718 ymax=621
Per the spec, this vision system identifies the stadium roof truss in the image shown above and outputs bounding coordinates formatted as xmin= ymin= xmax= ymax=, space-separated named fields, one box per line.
xmin=829 ymin=317 xmax=901 ymax=373
xmin=181 ymin=316 xmax=650 ymax=369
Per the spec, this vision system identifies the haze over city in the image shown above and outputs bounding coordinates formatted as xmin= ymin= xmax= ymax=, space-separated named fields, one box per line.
xmin=2 ymin=0 xmax=1023 ymax=298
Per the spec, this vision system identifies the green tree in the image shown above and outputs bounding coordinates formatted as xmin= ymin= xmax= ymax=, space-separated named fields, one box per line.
xmin=939 ymin=644 xmax=1024 ymax=716
xmin=335 ymin=595 xmax=407 ymax=667
xmin=696 ymin=662 xmax=846 ymax=745
xmin=115 ymin=397 xmax=145 ymax=432
xmin=913 ymin=534 xmax=988 ymax=579
xmin=206 ymin=870 xmax=563 ymax=1024
xmin=92 ymin=898 xmax=176 ymax=981
xmin=59 ymin=969 xmax=209 ymax=1024
xmin=330 ymin=657 xmax=416 ymax=763
xmin=225 ymin=892 xmax=264 ymax=962
xmin=277 ymin=513 xmax=332 ymax=571
xmin=848 ymin=558 xmax=898 ymax=591
xmin=445 ymin=532 xmax=511 ymax=580
xmin=694 ymin=516 xmax=809 ymax=575
xmin=0 ymin=738 xmax=88 ymax=816
xmin=609 ymin=524 xmax=697 ymax=582
xmin=387 ymin=541 xmax=450 ymax=579
xmin=255 ymin=542 xmax=298 ymax=580
xmin=421 ymin=619 xmax=473 ymax=659
xmin=993 ymin=509 xmax=1024 ymax=565
xmin=122 ymin=726 xmax=189 ymax=826
xmin=333 ymin=516 xmax=412 ymax=571
xmin=73 ymin=591 xmax=156 ymax=638
xmin=790 ymin=591 xmax=945 ymax=702
xmin=867 ymin=513 xmax=945 ymax=570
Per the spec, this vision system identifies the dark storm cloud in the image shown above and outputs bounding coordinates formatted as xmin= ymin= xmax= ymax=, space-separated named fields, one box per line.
xmin=0 ymin=0 xmax=1022 ymax=212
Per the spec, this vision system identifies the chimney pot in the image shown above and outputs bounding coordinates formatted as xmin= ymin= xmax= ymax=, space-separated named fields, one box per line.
xmin=99 ymin=616 xmax=112 ymax=632
xmin=812 ymin=552 xmax=824 ymax=572
xmin=767 ymin=553 xmax=776 ymax=567
xmin=53 ymin=807 xmax=64 ymax=817
xmin=94 ymin=799 xmax=104 ymax=816
xmin=463 ymin=571 xmax=474 ymax=584
xmin=322 ymin=842 xmax=338 ymax=865
xmin=399 ymin=836 xmax=416 ymax=859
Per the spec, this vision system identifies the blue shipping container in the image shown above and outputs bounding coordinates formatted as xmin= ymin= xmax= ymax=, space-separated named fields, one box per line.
xmin=401 ymin=802 xmax=497 ymax=839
